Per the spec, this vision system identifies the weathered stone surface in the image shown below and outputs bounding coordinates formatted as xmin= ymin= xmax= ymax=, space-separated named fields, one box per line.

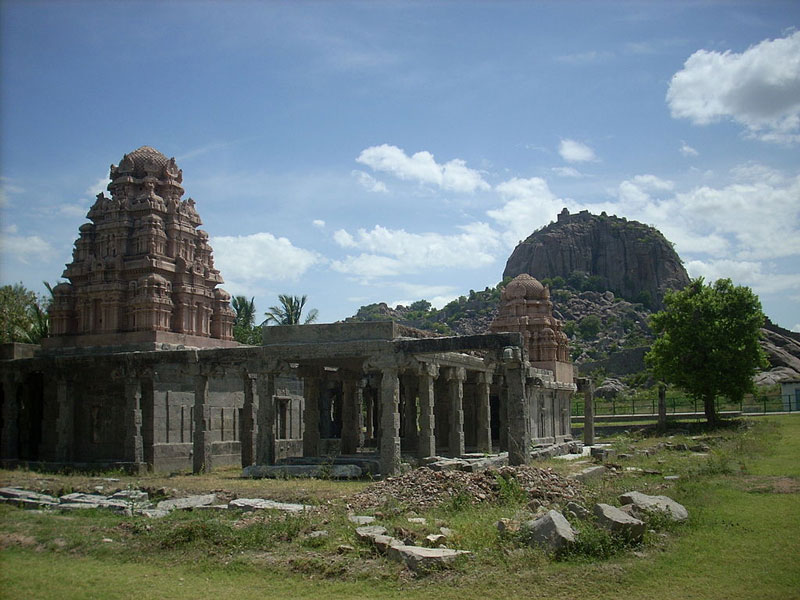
xmin=0 ymin=487 xmax=59 ymax=508
xmin=137 ymin=508 xmax=170 ymax=519
xmin=619 ymin=491 xmax=688 ymax=522
xmin=228 ymin=498 xmax=310 ymax=513
xmin=308 ymin=530 xmax=328 ymax=539
xmin=590 ymin=447 xmax=617 ymax=461
xmin=348 ymin=515 xmax=375 ymax=525
xmin=156 ymin=494 xmax=218 ymax=511
xmin=593 ymin=503 xmax=645 ymax=541
xmin=503 ymin=208 xmax=690 ymax=310
xmin=242 ymin=464 xmax=362 ymax=479
xmin=60 ymin=493 xmax=130 ymax=511
xmin=595 ymin=378 xmax=629 ymax=400
xmin=109 ymin=489 xmax=149 ymax=504
xmin=565 ymin=501 xmax=591 ymax=520
xmin=425 ymin=533 xmax=447 ymax=546
xmin=521 ymin=509 xmax=576 ymax=552
xmin=390 ymin=544 xmax=471 ymax=573
xmin=570 ymin=465 xmax=606 ymax=483
xmin=355 ymin=525 xmax=388 ymax=540
xmin=407 ymin=517 xmax=426 ymax=524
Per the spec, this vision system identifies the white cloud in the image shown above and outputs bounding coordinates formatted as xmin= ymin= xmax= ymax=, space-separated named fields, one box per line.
xmin=679 ymin=142 xmax=698 ymax=157
xmin=351 ymin=169 xmax=388 ymax=193
xmin=686 ymin=258 xmax=800 ymax=295
xmin=551 ymin=166 xmax=584 ymax=178
xmin=558 ymin=139 xmax=597 ymax=163
xmin=87 ymin=176 xmax=109 ymax=197
xmin=211 ymin=232 xmax=321 ymax=282
xmin=0 ymin=178 xmax=24 ymax=207
xmin=0 ymin=228 xmax=55 ymax=264
xmin=489 ymin=177 xmax=569 ymax=246
xmin=331 ymin=222 xmax=502 ymax=278
xmin=312 ymin=219 xmax=326 ymax=229
xmin=792 ymin=324 xmax=800 ymax=333
xmin=667 ymin=31 xmax=800 ymax=143
xmin=356 ymin=144 xmax=489 ymax=193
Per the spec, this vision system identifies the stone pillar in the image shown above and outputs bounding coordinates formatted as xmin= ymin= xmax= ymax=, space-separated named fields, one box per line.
xmin=446 ymin=367 xmax=466 ymax=458
xmin=402 ymin=373 xmax=419 ymax=453
xmin=379 ymin=365 xmax=401 ymax=477
xmin=302 ymin=370 xmax=321 ymax=457
xmin=193 ymin=373 xmax=212 ymax=473
xmin=256 ymin=372 xmax=276 ymax=465
xmin=1 ymin=374 xmax=20 ymax=460
xmin=240 ymin=372 xmax=258 ymax=467
xmin=498 ymin=374 xmax=509 ymax=452
xmin=582 ymin=379 xmax=595 ymax=446
xmin=476 ymin=371 xmax=493 ymax=453
xmin=657 ymin=383 xmax=667 ymax=432
xmin=503 ymin=349 xmax=530 ymax=466
xmin=123 ymin=377 xmax=144 ymax=468
xmin=341 ymin=376 xmax=362 ymax=455
xmin=417 ymin=362 xmax=438 ymax=459
xmin=365 ymin=390 xmax=375 ymax=441
xmin=55 ymin=377 xmax=74 ymax=463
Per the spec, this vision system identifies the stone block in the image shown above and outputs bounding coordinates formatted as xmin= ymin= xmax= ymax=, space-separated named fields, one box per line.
xmin=157 ymin=494 xmax=218 ymax=511
xmin=570 ymin=465 xmax=606 ymax=484
xmin=619 ymin=491 xmax=688 ymax=522
xmin=228 ymin=498 xmax=310 ymax=513
xmin=593 ymin=503 xmax=645 ymax=542
xmin=521 ymin=510 xmax=576 ymax=552
xmin=348 ymin=515 xmax=375 ymax=525
xmin=565 ymin=501 xmax=591 ymax=520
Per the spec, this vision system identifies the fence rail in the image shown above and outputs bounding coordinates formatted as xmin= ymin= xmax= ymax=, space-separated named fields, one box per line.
xmin=571 ymin=394 xmax=800 ymax=417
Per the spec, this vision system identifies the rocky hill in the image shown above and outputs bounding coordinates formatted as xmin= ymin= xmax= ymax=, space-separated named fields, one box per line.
xmin=504 ymin=208 xmax=690 ymax=309
xmin=345 ymin=209 xmax=800 ymax=385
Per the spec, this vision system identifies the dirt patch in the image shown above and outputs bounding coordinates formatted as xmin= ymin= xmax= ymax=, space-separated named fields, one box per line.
xmin=0 ymin=532 xmax=38 ymax=549
xmin=740 ymin=476 xmax=800 ymax=494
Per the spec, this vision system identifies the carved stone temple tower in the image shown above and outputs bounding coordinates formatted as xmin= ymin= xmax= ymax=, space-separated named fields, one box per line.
xmin=489 ymin=273 xmax=573 ymax=384
xmin=45 ymin=146 xmax=236 ymax=352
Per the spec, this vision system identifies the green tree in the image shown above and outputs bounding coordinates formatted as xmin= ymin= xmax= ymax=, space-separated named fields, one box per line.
xmin=264 ymin=294 xmax=319 ymax=325
xmin=231 ymin=295 xmax=261 ymax=344
xmin=578 ymin=314 xmax=602 ymax=340
xmin=645 ymin=277 xmax=767 ymax=426
xmin=0 ymin=283 xmax=49 ymax=344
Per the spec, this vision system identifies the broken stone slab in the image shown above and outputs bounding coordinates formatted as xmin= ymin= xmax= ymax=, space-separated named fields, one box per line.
xmin=108 ymin=489 xmax=149 ymax=504
xmin=59 ymin=493 xmax=130 ymax=511
xmin=228 ymin=498 xmax=311 ymax=513
xmin=570 ymin=465 xmax=606 ymax=484
xmin=241 ymin=464 xmax=362 ymax=479
xmin=520 ymin=510 xmax=576 ymax=553
xmin=407 ymin=517 xmax=426 ymax=524
xmin=425 ymin=458 xmax=470 ymax=472
xmin=156 ymin=494 xmax=218 ymax=511
xmin=568 ymin=441 xmax=584 ymax=454
xmin=136 ymin=508 xmax=170 ymax=519
xmin=355 ymin=525 xmax=388 ymax=540
xmin=565 ymin=501 xmax=591 ymax=520
xmin=619 ymin=491 xmax=688 ymax=522
xmin=348 ymin=515 xmax=375 ymax=525
xmin=439 ymin=526 xmax=454 ymax=537
xmin=460 ymin=454 xmax=509 ymax=472
xmin=593 ymin=503 xmax=645 ymax=542
xmin=0 ymin=487 xmax=59 ymax=509
xmin=193 ymin=504 xmax=229 ymax=511
xmin=388 ymin=544 xmax=471 ymax=573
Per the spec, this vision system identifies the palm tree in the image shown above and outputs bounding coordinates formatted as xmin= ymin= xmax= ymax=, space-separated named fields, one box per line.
xmin=264 ymin=294 xmax=319 ymax=325
xmin=231 ymin=295 xmax=256 ymax=327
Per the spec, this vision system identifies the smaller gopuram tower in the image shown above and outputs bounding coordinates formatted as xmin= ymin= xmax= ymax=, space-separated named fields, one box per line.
xmin=45 ymin=146 xmax=236 ymax=351
xmin=489 ymin=274 xmax=573 ymax=383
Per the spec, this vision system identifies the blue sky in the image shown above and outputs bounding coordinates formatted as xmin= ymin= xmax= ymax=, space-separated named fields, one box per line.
xmin=2 ymin=1 xmax=799 ymax=331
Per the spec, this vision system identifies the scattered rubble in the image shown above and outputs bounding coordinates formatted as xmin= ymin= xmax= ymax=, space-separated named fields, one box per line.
xmin=593 ymin=503 xmax=645 ymax=542
xmin=355 ymin=524 xmax=470 ymax=573
xmin=349 ymin=465 xmax=583 ymax=511
xmin=619 ymin=491 xmax=688 ymax=522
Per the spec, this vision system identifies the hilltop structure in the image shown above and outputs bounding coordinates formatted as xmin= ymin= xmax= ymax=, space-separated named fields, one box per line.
xmin=1 ymin=147 xmax=576 ymax=476
xmin=46 ymin=146 xmax=236 ymax=352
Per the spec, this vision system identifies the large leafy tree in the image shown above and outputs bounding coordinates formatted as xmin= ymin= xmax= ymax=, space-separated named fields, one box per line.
xmin=0 ymin=283 xmax=50 ymax=344
xmin=264 ymin=294 xmax=318 ymax=325
xmin=645 ymin=277 xmax=767 ymax=426
xmin=231 ymin=295 xmax=261 ymax=345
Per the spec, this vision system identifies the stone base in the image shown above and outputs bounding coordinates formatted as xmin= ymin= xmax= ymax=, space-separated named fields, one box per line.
xmin=41 ymin=330 xmax=239 ymax=355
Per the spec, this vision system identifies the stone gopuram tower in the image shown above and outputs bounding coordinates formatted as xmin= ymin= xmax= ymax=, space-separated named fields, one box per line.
xmin=489 ymin=274 xmax=573 ymax=384
xmin=45 ymin=146 xmax=236 ymax=351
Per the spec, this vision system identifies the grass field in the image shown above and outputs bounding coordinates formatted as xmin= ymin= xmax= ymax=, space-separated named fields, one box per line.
xmin=1 ymin=415 xmax=798 ymax=600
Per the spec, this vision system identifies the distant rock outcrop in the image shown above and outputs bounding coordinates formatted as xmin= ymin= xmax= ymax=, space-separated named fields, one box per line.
xmin=503 ymin=208 xmax=690 ymax=309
